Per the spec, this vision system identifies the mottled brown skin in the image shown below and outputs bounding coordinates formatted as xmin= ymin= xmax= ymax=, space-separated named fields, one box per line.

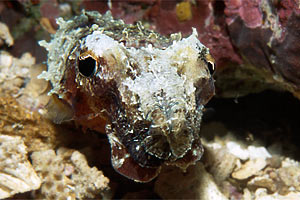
xmin=63 ymin=59 xmax=111 ymax=133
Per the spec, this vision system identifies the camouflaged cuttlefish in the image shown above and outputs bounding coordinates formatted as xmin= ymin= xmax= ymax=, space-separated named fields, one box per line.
xmin=39 ymin=10 xmax=215 ymax=182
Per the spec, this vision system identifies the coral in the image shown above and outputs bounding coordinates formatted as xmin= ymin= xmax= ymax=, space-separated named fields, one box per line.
xmin=20 ymin=63 xmax=52 ymax=113
xmin=0 ymin=95 xmax=58 ymax=152
xmin=204 ymin=143 xmax=238 ymax=183
xmin=0 ymin=50 xmax=52 ymax=113
xmin=0 ymin=50 xmax=60 ymax=153
xmin=225 ymin=0 xmax=263 ymax=28
xmin=253 ymin=189 xmax=300 ymax=200
xmin=0 ymin=135 xmax=41 ymax=199
xmin=31 ymin=148 xmax=110 ymax=199
xmin=0 ymin=49 xmax=54 ymax=113
xmin=277 ymin=163 xmax=300 ymax=192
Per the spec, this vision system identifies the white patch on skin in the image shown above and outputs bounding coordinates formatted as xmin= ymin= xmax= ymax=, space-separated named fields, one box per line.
xmin=120 ymin=30 xmax=206 ymax=130
xmin=85 ymin=31 xmax=120 ymax=57
xmin=136 ymin=145 xmax=140 ymax=151
xmin=82 ymin=29 xmax=212 ymax=159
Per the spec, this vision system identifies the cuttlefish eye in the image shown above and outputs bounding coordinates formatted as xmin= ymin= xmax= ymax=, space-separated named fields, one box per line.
xmin=207 ymin=60 xmax=215 ymax=75
xmin=78 ymin=55 xmax=97 ymax=77
xmin=205 ymin=54 xmax=216 ymax=75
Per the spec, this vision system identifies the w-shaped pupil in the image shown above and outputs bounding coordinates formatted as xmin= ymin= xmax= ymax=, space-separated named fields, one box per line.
xmin=207 ymin=61 xmax=215 ymax=75
xmin=78 ymin=57 xmax=96 ymax=77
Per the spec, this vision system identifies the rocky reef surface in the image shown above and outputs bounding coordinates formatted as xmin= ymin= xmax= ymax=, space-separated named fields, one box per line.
xmin=0 ymin=1 xmax=300 ymax=199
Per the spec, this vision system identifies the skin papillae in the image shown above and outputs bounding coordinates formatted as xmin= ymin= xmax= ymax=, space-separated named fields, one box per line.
xmin=39 ymin=11 xmax=215 ymax=182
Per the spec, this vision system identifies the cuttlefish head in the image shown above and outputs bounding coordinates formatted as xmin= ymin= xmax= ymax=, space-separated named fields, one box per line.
xmin=39 ymin=11 xmax=215 ymax=182
xmin=65 ymin=31 xmax=215 ymax=182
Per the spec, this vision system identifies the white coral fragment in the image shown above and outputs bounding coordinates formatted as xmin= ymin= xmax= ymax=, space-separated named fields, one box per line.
xmin=226 ymin=141 xmax=271 ymax=160
xmin=0 ymin=135 xmax=41 ymax=199
xmin=70 ymin=151 xmax=111 ymax=199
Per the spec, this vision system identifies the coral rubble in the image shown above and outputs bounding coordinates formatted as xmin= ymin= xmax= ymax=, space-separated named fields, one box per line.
xmin=31 ymin=148 xmax=110 ymax=199
xmin=155 ymin=121 xmax=300 ymax=199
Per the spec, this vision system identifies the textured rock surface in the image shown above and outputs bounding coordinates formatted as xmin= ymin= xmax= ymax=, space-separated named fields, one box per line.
xmin=221 ymin=0 xmax=300 ymax=98
xmin=31 ymin=148 xmax=111 ymax=199
xmin=0 ymin=135 xmax=41 ymax=199
xmin=201 ymin=121 xmax=300 ymax=199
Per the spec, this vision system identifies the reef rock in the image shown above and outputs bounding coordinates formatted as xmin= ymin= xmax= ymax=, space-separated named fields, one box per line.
xmin=222 ymin=0 xmax=300 ymax=98
xmin=0 ymin=135 xmax=41 ymax=199
xmin=31 ymin=148 xmax=111 ymax=199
